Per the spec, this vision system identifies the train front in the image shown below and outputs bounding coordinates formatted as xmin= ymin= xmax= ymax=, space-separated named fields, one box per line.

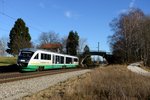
xmin=17 ymin=49 xmax=34 ymax=71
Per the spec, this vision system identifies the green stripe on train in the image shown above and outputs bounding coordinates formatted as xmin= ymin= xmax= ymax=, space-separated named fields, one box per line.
xmin=20 ymin=64 xmax=78 ymax=71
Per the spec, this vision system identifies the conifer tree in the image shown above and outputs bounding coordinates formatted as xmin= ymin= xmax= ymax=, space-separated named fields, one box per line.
xmin=6 ymin=18 xmax=31 ymax=56
xmin=83 ymin=45 xmax=92 ymax=66
xmin=66 ymin=30 xmax=79 ymax=56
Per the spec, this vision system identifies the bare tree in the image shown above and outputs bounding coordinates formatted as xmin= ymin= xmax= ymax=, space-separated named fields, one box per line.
xmin=39 ymin=31 xmax=60 ymax=45
xmin=110 ymin=8 xmax=150 ymax=66
xmin=61 ymin=36 xmax=67 ymax=53
xmin=78 ymin=38 xmax=87 ymax=53
xmin=142 ymin=16 xmax=150 ymax=66
xmin=109 ymin=8 xmax=145 ymax=63
xmin=0 ymin=37 xmax=7 ymax=56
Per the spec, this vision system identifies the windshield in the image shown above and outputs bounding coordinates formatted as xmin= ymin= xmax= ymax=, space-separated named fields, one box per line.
xmin=19 ymin=51 xmax=34 ymax=60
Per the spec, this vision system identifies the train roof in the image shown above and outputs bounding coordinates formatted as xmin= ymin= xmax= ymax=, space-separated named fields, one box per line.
xmin=20 ymin=48 xmax=37 ymax=52
xmin=20 ymin=48 xmax=78 ymax=58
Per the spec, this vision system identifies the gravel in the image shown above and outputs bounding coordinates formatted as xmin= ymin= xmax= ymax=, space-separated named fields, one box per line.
xmin=127 ymin=63 xmax=150 ymax=77
xmin=0 ymin=69 xmax=91 ymax=100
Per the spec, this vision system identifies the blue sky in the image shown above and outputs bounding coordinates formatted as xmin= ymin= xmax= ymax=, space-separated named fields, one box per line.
xmin=0 ymin=0 xmax=150 ymax=52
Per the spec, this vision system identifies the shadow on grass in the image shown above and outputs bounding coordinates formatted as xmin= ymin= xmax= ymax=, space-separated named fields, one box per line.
xmin=0 ymin=64 xmax=19 ymax=73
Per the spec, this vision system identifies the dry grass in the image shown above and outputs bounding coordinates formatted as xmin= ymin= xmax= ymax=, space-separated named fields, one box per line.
xmin=22 ymin=65 xmax=150 ymax=100
xmin=0 ymin=57 xmax=17 ymax=66
xmin=140 ymin=66 xmax=150 ymax=72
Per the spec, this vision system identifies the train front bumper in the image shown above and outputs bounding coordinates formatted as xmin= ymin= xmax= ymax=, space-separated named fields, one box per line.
xmin=20 ymin=67 xmax=37 ymax=72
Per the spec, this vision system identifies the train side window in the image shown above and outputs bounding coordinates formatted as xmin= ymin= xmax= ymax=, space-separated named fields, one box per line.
xmin=66 ymin=57 xmax=72 ymax=64
xmin=41 ymin=53 xmax=51 ymax=60
xmin=41 ymin=53 xmax=45 ymax=60
xmin=56 ymin=56 xmax=59 ymax=64
xmin=53 ymin=55 xmax=55 ymax=64
xmin=34 ymin=53 xmax=39 ymax=59
xmin=61 ymin=56 xmax=64 ymax=64
xmin=47 ymin=54 xmax=51 ymax=60
xmin=54 ymin=56 xmax=63 ymax=64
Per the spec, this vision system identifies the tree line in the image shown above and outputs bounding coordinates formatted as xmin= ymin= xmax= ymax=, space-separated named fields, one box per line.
xmin=0 ymin=18 xmax=88 ymax=57
xmin=109 ymin=8 xmax=150 ymax=66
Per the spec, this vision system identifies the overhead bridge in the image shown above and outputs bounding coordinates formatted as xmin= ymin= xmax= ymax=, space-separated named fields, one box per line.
xmin=89 ymin=51 xmax=114 ymax=64
xmin=80 ymin=51 xmax=115 ymax=66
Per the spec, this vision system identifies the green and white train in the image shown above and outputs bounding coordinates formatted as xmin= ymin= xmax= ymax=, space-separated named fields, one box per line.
xmin=17 ymin=48 xmax=79 ymax=72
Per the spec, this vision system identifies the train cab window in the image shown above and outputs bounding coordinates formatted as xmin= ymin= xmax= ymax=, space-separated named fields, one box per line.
xmin=19 ymin=51 xmax=34 ymax=60
xmin=66 ymin=57 xmax=72 ymax=64
xmin=34 ymin=53 xmax=39 ymax=59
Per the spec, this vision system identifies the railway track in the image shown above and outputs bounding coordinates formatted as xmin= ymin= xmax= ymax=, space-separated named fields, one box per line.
xmin=0 ymin=68 xmax=83 ymax=84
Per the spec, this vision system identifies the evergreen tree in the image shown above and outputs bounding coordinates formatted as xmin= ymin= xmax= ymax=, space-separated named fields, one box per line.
xmin=66 ymin=31 xmax=79 ymax=56
xmin=83 ymin=45 xmax=90 ymax=55
xmin=6 ymin=18 xmax=31 ymax=56
xmin=83 ymin=45 xmax=92 ymax=66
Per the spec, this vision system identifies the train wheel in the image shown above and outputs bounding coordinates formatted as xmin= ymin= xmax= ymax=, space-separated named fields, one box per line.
xmin=37 ymin=66 xmax=44 ymax=71
xmin=62 ymin=65 xmax=66 ymax=69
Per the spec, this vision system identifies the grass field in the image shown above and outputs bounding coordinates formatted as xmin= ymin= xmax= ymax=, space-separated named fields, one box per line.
xmin=22 ymin=65 xmax=150 ymax=100
xmin=0 ymin=57 xmax=17 ymax=66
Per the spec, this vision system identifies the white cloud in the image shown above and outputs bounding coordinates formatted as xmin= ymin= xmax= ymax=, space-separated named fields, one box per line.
xmin=64 ymin=11 xmax=81 ymax=19
xmin=129 ymin=0 xmax=136 ymax=8
xmin=64 ymin=11 xmax=72 ymax=18
xmin=118 ymin=0 xmax=136 ymax=14
xmin=39 ymin=2 xmax=45 ymax=8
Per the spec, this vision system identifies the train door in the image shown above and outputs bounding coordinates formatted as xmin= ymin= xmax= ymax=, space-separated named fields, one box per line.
xmin=52 ymin=55 xmax=55 ymax=68
xmin=30 ymin=53 xmax=39 ymax=65
xmin=52 ymin=54 xmax=60 ymax=68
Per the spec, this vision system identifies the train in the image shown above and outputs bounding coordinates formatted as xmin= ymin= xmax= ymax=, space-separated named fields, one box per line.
xmin=17 ymin=48 xmax=79 ymax=72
